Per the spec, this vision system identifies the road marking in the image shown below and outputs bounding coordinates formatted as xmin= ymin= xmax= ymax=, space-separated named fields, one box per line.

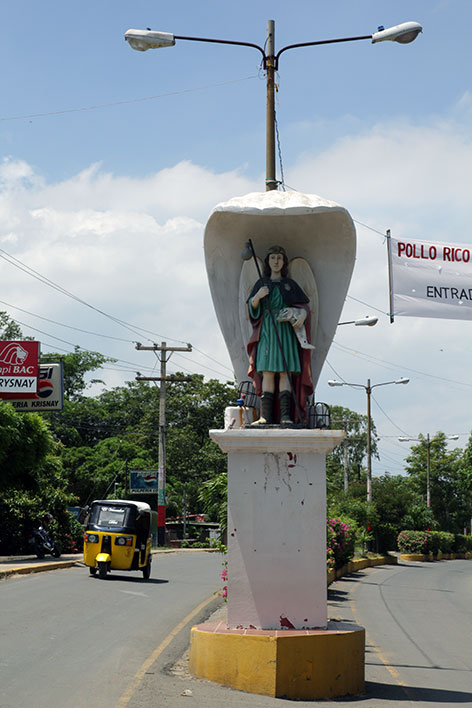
xmin=116 ymin=593 xmax=216 ymax=708
xmin=119 ymin=590 xmax=149 ymax=597
xmin=347 ymin=572 xmax=416 ymax=705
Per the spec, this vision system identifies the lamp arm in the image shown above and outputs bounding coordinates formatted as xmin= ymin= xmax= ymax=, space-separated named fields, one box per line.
xmin=371 ymin=380 xmax=398 ymax=390
xmin=175 ymin=34 xmax=266 ymax=64
xmin=275 ymin=34 xmax=371 ymax=68
xmin=338 ymin=382 xmax=368 ymax=391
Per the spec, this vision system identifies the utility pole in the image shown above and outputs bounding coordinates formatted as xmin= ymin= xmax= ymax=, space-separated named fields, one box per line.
xmin=366 ymin=379 xmax=372 ymax=503
xmin=426 ymin=433 xmax=431 ymax=508
xmin=136 ymin=341 xmax=192 ymax=546
xmin=332 ymin=418 xmax=356 ymax=493
xmin=343 ymin=440 xmax=349 ymax=493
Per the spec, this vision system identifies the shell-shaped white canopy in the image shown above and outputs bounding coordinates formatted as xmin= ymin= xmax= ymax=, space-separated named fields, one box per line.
xmin=204 ymin=191 xmax=356 ymax=393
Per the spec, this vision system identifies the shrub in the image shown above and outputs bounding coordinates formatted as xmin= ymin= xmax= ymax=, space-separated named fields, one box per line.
xmin=429 ymin=531 xmax=441 ymax=555
xmin=327 ymin=517 xmax=357 ymax=569
xmin=57 ymin=514 xmax=84 ymax=553
xmin=453 ymin=534 xmax=472 ymax=553
xmin=425 ymin=530 xmax=455 ymax=555
xmin=437 ymin=531 xmax=454 ymax=554
xmin=397 ymin=530 xmax=431 ymax=554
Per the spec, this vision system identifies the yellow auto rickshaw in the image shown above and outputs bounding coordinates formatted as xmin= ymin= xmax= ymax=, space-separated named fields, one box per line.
xmin=83 ymin=500 xmax=152 ymax=580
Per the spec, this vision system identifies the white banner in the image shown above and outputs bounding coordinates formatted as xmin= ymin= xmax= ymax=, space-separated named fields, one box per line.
xmin=388 ymin=235 xmax=472 ymax=320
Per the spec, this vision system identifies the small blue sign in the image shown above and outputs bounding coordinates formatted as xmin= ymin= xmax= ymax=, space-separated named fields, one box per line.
xmin=130 ymin=470 xmax=158 ymax=494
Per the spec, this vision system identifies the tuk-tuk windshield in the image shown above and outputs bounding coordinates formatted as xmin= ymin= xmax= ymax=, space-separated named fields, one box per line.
xmin=93 ymin=505 xmax=130 ymax=528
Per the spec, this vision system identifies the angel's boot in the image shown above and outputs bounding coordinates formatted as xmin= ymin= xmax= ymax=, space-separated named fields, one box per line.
xmin=251 ymin=392 xmax=274 ymax=425
xmin=279 ymin=390 xmax=293 ymax=425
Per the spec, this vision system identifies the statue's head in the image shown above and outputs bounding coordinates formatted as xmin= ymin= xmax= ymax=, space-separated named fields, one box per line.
xmin=263 ymin=245 xmax=289 ymax=277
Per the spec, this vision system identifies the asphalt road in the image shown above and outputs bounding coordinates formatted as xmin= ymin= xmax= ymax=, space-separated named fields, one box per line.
xmin=1 ymin=557 xmax=471 ymax=708
xmin=0 ymin=551 xmax=223 ymax=708
xmin=347 ymin=558 xmax=472 ymax=705
xmin=128 ymin=558 xmax=472 ymax=708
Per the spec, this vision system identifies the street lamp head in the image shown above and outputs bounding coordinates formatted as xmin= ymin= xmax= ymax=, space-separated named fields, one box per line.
xmin=398 ymin=437 xmax=412 ymax=442
xmin=355 ymin=316 xmax=378 ymax=327
xmin=448 ymin=435 xmax=459 ymax=441
xmin=328 ymin=380 xmax=344 ymax=387
xmin=395 ymin=377 xmax=409 ymax=385
xmin=372 ymin=21 xmax=422 ymax=45
xmin=125 ymin=29 xmax=175 ymax=51
xmin=337 ymin=315 xmax=378 ymax=326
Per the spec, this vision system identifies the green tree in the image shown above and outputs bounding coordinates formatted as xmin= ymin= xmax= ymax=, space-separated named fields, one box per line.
xmin=42 ymin=347 xmax=110 ymax=400
xmin=54 ymin=375 xmax=237 ymax=517
xmin=404 ymin=432 xmax=463 ymax=533
xmin=372 ymin=474 xmax=434 ymax=550
xmin=449 ymin=432 xmax=472 ymax=533
xmin=199 ymin=472 xmax=227 ymax=536
xmin=0 ymin=401 xmax=77 ymax=553
xmin=0 ymin=312 xmax=29 ymax=340
xmin=327 ymin=405 xmax=378 ymax=494
xmin=0 ymin=401 xmax=55 ymax=491
xmin=62 ymin=437 xmax=155 ymax=505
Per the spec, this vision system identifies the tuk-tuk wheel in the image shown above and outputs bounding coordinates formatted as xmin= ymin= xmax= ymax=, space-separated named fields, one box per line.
xmin=98 ymin=561 xmax=108 ymax=579
xmin=89 ymin=567 xmax=97 ymax=576
xmin=142 ymin=556 xmax=152 ymax=580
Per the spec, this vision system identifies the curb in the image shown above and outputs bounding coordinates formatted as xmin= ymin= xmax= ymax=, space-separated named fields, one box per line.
xmin=0 ymin=559 xmax=80 ymax=579
xmin=399 ymin=551 xmax=472 ymax=562
xmin=0 ymin=547 xmax=221 ymax=579
xmin=327 ymin=554 xmax=397 ymax=585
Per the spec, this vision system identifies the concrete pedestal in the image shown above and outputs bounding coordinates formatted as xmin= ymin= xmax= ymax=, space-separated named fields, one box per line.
xmin=210 ymin=428 xmax=345 ymax=630
xmin=189 ymin=427 xmax=365 ymax=699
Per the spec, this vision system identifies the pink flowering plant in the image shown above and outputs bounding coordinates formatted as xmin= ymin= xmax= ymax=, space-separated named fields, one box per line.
xmin=326 ymin=517 xmax=357 ymax=570
xmin=217 ymin=560 xmax=228 ymax=602
xmin=396 ymin=530 xmax=431 ymax=554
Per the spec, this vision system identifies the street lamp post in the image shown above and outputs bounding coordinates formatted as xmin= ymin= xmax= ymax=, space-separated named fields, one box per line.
xmin=328 ymin=377 xmax=409 ymax=502
xmin=125 ymin=21 xmax=422 ymax=191
xmin=398 ymin=433 xmax=459 ymax=507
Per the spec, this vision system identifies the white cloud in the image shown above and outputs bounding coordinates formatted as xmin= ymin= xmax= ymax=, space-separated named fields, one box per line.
xmin=283 ymin=114 xmax=472 ymax=473
xmin=288 ymin=119 xmax=472 ymax=216
xmin=0 ymin=159 xmax=256 ymax=390
xmin=1 ymin=113 xmax=472 ymax=474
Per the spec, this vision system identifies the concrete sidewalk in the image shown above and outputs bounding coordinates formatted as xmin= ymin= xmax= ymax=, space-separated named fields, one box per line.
xmin=0 ymin=553 xmax=83 ymax=578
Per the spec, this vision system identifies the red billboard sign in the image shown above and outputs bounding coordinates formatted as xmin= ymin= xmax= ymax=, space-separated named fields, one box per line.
xmin=0 ymin=341 xmax=40 ymax=395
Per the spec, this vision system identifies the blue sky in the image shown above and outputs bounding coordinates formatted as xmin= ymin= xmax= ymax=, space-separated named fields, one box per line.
xmin=2 ymin=1 xmax=463 ymax=182
xmin=1 ymin=1 xmax=472 ymax=480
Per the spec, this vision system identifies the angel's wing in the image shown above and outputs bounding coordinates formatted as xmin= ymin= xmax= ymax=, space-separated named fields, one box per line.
xmin=238 ymin=257 xmax=263 ymax=353
xmin=288 ymin=257 xmax=318 ymax=347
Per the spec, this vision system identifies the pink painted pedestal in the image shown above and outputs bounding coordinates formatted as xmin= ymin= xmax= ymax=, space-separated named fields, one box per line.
xmin=209 ymin=428 xmax=345 ymax=631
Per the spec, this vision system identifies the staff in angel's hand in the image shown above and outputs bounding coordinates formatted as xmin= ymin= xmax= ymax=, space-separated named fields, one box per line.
xmin=242 ymin=240 xmax=314 ymax=426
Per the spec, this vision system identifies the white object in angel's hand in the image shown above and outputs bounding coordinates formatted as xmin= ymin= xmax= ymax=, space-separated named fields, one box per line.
xmin=277 ymin=307 xmax=315 ymax=350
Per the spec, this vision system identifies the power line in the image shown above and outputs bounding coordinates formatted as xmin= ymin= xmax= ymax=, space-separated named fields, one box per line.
xmin=0 ymin=76 xmax=259 ymax=122
xmin=0 ymin=255 xmax=233 ymax=374
xmin=0 ymin=299 xmax=133 ymax=343
xmin=191 ymin=346 xmax=234 ymax=375
xmin=371 ymin=393 xmax=410 ymax=437
xmin=345 ymin=294 xmax=388 ymax=317
xmin=0 ymin=247 xmax=153 ymax=342
xmin=332 ymin=340 xmax=472 ymax=390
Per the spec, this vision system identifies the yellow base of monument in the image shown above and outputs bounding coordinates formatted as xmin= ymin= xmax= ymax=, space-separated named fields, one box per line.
xmin=189 ymin=620 xmax=365 ymax=700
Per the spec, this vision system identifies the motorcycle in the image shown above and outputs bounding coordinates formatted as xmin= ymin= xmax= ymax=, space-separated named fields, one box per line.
xmin=28 ymin=525 xmax=61 ymax=559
